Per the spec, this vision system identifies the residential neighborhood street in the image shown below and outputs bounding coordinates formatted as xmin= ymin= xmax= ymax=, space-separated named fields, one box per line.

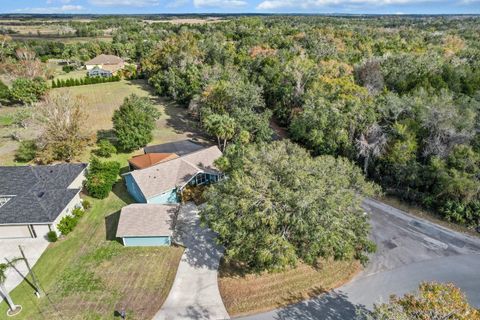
xmin=236 ymin=198 xmax=480 ymax=320
xmin=153 ymin=203 xmax=230 ymax=320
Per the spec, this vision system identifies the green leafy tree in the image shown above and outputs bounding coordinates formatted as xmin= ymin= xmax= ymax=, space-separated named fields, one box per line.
xmin=203 ymin=113 xmax=236 ymax=151
xmin=202 ymin=140 xmax=379 ymax=272
xmin=9 ymin=77 xmax=48 ymax=104
xmin=112 ymin=94 xmax=161 ymax=151
xmin=367 ymin=282 xmax=480 ymax=320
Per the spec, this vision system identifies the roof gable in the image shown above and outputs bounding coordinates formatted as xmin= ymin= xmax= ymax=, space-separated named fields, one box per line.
xmin=85 ymin=54 xmax=123 ymax=65
xmin=143 ymin=139 xmax=207 ymax=156
xmin=0 ymin=163 xmax=86 ymax=224
xmin=116 ymin=204 xmax=178 ymax=237
xmin=128 ymin=146 xmax=222 ymax=199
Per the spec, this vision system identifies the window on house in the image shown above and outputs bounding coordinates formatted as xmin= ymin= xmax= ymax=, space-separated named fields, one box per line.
xmin=196 ymin=173 xmax=208 ymax=185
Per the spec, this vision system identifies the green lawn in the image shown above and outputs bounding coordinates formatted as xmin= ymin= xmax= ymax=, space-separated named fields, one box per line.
xmin=0 ymin=79 xmax=206 ymax=165
xmin=0 ymin=183 xmax=184 ymax=319
xmin=0 ymin=114 xmax=13 ymax=126
xmin=53 ymin=70 xmax=88 ymax=82
xmin=0 ymin=80 xmax=207 ymax=318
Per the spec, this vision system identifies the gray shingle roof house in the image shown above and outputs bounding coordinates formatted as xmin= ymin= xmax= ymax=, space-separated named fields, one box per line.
xmin=119 ymin=143 xmax=223 ymax=247
xmin=143 ymin=139 xmax=206 ymax=156
xmin=0 ymin=163 xmax=87 ymax=239
xmin=123 ymin=146 xmax=223 ymax=204
xmin=116 ymin=204 xmax=178 ymax=246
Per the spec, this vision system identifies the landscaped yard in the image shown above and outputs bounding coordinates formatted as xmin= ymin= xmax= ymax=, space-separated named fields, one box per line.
xmin=0 ymin=79 xmax=206 ymax=165
xmin=0 ymin=183 xmax=184 ymax=319
xmin=218 ymin=259 xmax=360 ymax=317
xmin=0 ymin=78 xmax=207 ymax=318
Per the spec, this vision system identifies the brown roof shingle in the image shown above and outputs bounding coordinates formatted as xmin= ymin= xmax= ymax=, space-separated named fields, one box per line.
xmin=128 ymin=153 xmax=178 ymax=170
xmin=116 ymin=204 xmax=178 ymax=237
xmin=85 ymin=54 xmax=123 ymax=65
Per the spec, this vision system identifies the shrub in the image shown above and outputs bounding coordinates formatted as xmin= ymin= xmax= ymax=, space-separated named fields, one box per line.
xmin=15 ymin=140 xmax=37 ymax=162
xmin=82 ymin=199 xmax=92 ymax=210
xmin=94 ymin=139 xmax=117 ymax=157
xmin=85 ymin=157 xmax=120 ymax=199
xmin=57 ymin=215 xmax=78 ymax=235
xmin=72 ymin=207 xmax=85 ymax=219
xmin=47 ymin=230 xmax=58 ymax=242
xmin=62 ymin=65 xmax=75 ymax=73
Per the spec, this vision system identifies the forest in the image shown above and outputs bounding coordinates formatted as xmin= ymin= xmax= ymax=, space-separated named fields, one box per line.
xmin=1 ymin=15 xmax=479 ymax=227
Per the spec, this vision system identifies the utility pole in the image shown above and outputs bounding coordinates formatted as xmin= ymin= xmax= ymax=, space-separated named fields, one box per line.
xmin=18 ymin=245 xmax=42 ymax=297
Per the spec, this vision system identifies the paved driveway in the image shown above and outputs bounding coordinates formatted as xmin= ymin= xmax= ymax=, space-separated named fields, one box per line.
xmin=237 ymin=198 xmax=480 ymax=320
xmin=153 ymin=202 xmax=229 ymax=320
xmin=0 ymin=237 xmax=49 ymax=294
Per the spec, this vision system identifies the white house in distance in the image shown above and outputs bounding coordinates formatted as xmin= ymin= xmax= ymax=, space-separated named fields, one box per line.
xmin=85 ymin=54 xmax=124 ymax=76
xmin=0 ymin=163 xmax=87 ymax=239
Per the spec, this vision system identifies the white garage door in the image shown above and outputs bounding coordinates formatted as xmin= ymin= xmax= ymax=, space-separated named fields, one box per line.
xmin=0 ymin=225 xmax=32 ymax=239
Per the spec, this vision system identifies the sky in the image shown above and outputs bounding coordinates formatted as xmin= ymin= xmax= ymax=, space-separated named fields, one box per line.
xmin=2 ymin=0 xmax=480 ymax=15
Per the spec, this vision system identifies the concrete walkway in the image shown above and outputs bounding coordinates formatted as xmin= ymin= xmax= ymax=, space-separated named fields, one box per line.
xmin=0 ymin=237 xmax=49 ymax=295
xmin=153 ymin=202 xmax=229 ymax=320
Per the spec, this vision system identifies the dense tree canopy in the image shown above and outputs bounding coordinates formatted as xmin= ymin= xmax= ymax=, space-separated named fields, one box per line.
xmin=201 ymin=140 xmax=379 ymax=271
xmin=2 ymin=15 xmax=480 ymax=226
xmin=112 ymin=94 xmax=161 ymax=151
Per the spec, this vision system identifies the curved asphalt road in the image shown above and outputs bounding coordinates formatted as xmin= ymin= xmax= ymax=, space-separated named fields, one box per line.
xmin=237 ymin=198 xmax=480 ymax=320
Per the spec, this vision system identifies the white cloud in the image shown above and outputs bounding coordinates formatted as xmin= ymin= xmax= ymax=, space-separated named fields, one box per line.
xmin=15 ymin=5 xmax=83 ymax=13
xmin=88 ymin=0 xmax=160 ymax=6
xmin=194 ymin=0 xmax=247 ymax=7
xmin=257 ymin=0 xmax=436 ymax=10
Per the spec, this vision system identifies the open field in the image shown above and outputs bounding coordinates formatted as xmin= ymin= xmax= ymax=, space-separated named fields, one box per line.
xmin=0 ymin=79 xmax=206 ymax=165
xmin=0 ymin=106 xmax=40 ymax=166
xmin=0 ymin=183 xmax=184 ymax=319
xmin=218 ymin=259 xmax=360 ymax=317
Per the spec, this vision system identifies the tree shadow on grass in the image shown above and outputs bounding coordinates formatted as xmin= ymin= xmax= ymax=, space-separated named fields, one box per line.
xmin=105 ymin=210 xmax=122 ymax=243
xmin=273 ymin=290 xmax=370 ymax=320
xmin=112 ymin=181 xmax=134 ymax=205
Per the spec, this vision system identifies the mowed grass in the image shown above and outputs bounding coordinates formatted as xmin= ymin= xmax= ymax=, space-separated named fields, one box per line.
xmin=0 ymin=183 xmax=184 ymax=320
xmin=0 ymin=79 xmax=205 ymax=165
xmin=219 ymin=259 xmax=360 ymax=317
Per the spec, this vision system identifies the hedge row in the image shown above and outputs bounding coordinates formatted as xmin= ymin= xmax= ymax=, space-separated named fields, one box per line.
xmin=52 ymin=75 xmax=120 ymax=88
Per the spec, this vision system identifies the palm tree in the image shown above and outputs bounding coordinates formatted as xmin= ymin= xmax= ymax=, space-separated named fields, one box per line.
xmin=0 ymin=260 xmax=22 ymax=315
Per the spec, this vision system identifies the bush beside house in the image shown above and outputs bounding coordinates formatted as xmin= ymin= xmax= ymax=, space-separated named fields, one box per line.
xmin=85 ymin=157 xmax=120 ymax=199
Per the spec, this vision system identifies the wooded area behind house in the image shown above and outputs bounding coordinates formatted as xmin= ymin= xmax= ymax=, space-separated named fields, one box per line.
xmin=1 ymin=15 xmax=479 ymax=227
